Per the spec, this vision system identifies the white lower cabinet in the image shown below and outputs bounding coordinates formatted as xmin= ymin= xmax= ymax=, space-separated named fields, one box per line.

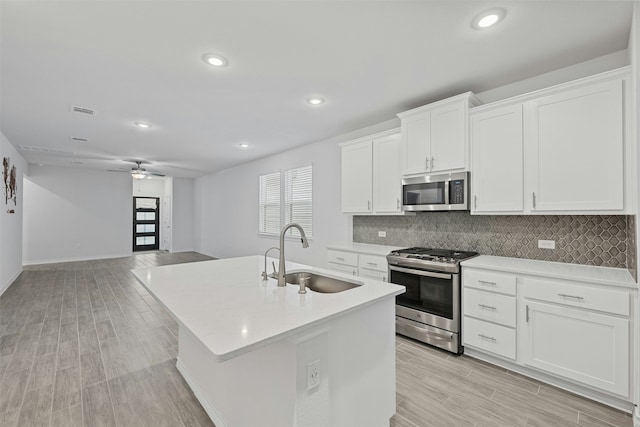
xmin=521 ymin=300 xmax=629 ymax=396
xmin=462 ymin=261 xmax=635 ymax=406
xmin=326 ymin=248 xmax=389 ymax=281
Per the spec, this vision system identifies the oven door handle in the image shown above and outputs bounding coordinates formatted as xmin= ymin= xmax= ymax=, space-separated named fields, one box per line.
xmin=389 ymin=265 xmax=452 ymax=280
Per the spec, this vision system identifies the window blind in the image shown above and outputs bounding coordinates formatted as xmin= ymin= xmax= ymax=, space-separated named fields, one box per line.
xmin=259 ymin=171 xmax=281 ymax=235
xmin=284 ymin=165 xmax=312 ymax=238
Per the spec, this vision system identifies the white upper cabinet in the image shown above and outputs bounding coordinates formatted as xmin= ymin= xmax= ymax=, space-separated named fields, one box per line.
xmin=528 ymin=80 xmax=624 ymax=212
xmin=470 ymin=68 xmax=631 ymax=215
xmin=341 ymin=140 xmax=373 ymax=213
xmin=373 ymin=133 xmax=402 ymax=213
xmin=471 ymin=104 xmax=524 ymax=213
xmin=341 ymin=129 xmax=402 ymax=215
xmin=398 ymin=92 xmax=479 ymax=176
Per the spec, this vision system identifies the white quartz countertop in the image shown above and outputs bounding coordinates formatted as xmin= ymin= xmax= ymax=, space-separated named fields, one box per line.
xmin=132 ymin=256 xmax=405 ymax=361
xmin=326 ymin=242 xmax=403 ymax=256
xmin=461 ymin=255 xmax=637 ymax=289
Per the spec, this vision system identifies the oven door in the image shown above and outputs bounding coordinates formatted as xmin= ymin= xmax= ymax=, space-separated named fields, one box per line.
xmin=389 ymin=265 xmax=459 ymax=332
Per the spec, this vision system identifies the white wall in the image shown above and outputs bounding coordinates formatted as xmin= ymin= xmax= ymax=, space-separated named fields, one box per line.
xmin=23 ymin=165 xmax=132 ymax=264
xmin=132 ymin=177 xmax=165 ymax=198
xmin=193 ymin=119 xmax=400 ymax=267
xmin=476 ymin=49 xmax=629 ymax=103
xmin=0 ymin=132 xmax=27 ymax=295
xmin=171 ymin=177 xmax=194 ymax=252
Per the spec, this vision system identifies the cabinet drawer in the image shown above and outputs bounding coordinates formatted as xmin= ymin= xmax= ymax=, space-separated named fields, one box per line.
xmin=463 ymin=317 xmax=516 ymax=360
xmin=359 ymin=268 xmax=387 ymax=282
xmin=463 ymin=269 xmax=516 ymax=296
xmin=358 ymin=254 xmax=388 ymax=272
xmin=463 ymin=288 xmax=516 ymax=327
xmin=522 ymin=278 xmax=629 ymax=316
xmin=327 ymin=249 xmax=358 ymax=267
xmin=327 ymin=262 xmax=357 ymax=276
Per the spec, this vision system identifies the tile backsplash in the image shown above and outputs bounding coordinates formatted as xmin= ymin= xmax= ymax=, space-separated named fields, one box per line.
xmin=353 ymin=213 xmax=636 ymax=271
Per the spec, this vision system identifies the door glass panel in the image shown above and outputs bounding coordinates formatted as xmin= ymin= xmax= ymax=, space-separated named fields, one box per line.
xmin=403 ymin=182 xmax=446 ymax=205
xmin=136 ymin=224 xmax=156 ymax=233
xmin=136 ymin=198 xmax=158 ymax=209
xmin=136 ymin=212 xmax=155 ymax=221
xmin=136 ymin=236 xmax=156 ymax=245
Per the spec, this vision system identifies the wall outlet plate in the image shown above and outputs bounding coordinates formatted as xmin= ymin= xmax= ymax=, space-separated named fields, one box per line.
xmin=538 ymin=239 xmax=556 ymax=249
xmin=307 ymin=360 xmax=320 ymax=391
xmin=378 ymin=231 xmax=386 ymax=238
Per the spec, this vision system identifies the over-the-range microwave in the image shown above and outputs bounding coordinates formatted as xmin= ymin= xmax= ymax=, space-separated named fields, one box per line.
xmin=402 ymin=172 xmax=469 ymax=211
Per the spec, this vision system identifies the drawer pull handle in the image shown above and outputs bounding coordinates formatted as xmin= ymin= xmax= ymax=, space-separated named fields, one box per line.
xmin=478 ymin=304 xmax=497 ymax=311
xmin=478 ymin=280 xmax=497 ymax=287
xmin=336 ymin=257 xmax=345 ymax=261
xmin=366 ymin=262 xmax=377 ymax=266
xmin=478 ymin=334 xmax=496 ymax=342
xmin=558 ymin=293 xmax=584 ymax=301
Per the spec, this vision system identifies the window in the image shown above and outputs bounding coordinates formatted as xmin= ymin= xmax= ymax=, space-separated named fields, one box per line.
xmin=259 ymin=171 xmax=281 ymax=235
xmin=259 ymin=165 xmax=313 ymax=238
xmin=284 ymin=165 xmax=312 ymax=238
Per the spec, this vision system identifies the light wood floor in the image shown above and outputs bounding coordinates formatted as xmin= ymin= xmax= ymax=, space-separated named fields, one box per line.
xmin=0 ymin=252 xmax=633 ymax=427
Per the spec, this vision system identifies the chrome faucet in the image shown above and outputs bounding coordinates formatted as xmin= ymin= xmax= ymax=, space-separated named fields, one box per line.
xmin=262 ymin=247 xmax=280 ymax=280
xmin=277 ymin=223 xmax=309 ymax=287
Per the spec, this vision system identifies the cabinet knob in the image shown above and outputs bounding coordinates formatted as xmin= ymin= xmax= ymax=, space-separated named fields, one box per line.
xmin=474 ymin=195 xmax=477 ymax=210
xmin=425 ymin=157 xmax=429 ymax=171
xmin=397 ymin=198 xmax=400 ymax=210
xmin=532 ymin=192 xmax=536 ymax=209
xmin=431 ymin=156 xmax=435 ymax=169
xmin=367 ymin=200 xmax=371 ymax=210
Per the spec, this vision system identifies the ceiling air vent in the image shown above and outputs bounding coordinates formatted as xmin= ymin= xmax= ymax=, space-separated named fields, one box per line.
xmin=17 ymin=145 xmax=75 ymax=156
xmin=70 ymin=105 xmax=95 ymax=116
xmin=70 ymin=136 xmax=89 ymax=142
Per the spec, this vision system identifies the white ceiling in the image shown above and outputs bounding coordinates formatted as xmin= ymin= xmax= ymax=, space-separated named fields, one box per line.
xmin=0 ymin=1 xmax=634 ymax=178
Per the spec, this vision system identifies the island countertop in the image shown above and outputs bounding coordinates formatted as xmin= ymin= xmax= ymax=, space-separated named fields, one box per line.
xmin=132 ymin=256 xmax=405 ymax=362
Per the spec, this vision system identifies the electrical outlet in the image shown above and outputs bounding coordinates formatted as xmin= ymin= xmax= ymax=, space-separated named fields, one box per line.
xmin=307 ymin=360 xmax=320 ymax=391
xmin=378 ymin=231 xmax=386 ymax=238
xmin=538 ymin=239 xmax=556 ymax=249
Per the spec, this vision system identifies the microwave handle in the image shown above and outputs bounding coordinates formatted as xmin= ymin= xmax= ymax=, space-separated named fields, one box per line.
xmin=389 ymin=265 xmax=453 ymax=280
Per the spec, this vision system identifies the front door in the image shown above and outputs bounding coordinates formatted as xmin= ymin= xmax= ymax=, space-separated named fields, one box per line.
xmin=133 ymin=197 xmax=160 ymax=251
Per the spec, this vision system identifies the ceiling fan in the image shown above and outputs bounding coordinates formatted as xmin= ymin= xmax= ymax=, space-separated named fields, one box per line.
xmin=126 ymin=161 xmax=165 ymax=179
xmin=108 ymin=160 xmax=166 ymax=179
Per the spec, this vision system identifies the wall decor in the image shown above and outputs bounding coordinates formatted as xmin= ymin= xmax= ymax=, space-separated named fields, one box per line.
xmin=2 ymin=156 xmax=17 ymax=210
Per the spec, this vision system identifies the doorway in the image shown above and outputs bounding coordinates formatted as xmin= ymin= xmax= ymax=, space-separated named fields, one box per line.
xmin=133 ymin=197 xmax=160 ymax=251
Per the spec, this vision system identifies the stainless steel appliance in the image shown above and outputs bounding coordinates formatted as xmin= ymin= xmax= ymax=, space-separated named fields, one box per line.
xmin=387 ymin=247 xmax=478 ymax=354
xmin=402 ymin=171 xmax=469 ymax=211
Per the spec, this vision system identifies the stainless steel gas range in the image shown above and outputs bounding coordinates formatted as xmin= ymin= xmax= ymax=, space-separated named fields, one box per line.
xmin=387 ymin=247 xmax=478 ymax=354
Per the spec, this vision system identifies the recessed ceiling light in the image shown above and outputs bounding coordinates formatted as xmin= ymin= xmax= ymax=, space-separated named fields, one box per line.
xmin=202 ymin=53 xmax=228 ymax=67
xmin=238 ymin=143 xmax=249 ymax=148
xmin=306 ymin=97 xmax=325 ymax=106
xmin=134 ymin=122 xmax=151 ymax=129
xmin=472 ymin=9 xmax=506 ymax=29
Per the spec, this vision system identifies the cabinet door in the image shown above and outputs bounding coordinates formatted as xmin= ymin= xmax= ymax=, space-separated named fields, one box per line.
xmin=521 ymin=301 xmax=629 ymax=397
xmin=373 ymin=134 xmax=402 ymax=213
xmin=401 ymin=113 xmax=430 ymax=175
xmin=471 ymin=104 xmax=524 ymax=213
xmin=341 ymin=141 xmax=373 ymax=213
xmin=528 ymin=80 xmax=624 ymax=211
xmin=430 ymin=102 xmax=466 ymax=172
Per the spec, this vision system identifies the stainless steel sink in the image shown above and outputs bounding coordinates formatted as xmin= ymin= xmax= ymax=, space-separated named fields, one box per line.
xmin=285 ymin=271 xmax=362 ymax=293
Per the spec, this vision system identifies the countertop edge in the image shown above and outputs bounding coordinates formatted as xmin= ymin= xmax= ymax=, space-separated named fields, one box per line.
xmin=326 ymin=242 xmax=402 ymax=256
xmin=461 ymin=255 xmax=637 ymax=289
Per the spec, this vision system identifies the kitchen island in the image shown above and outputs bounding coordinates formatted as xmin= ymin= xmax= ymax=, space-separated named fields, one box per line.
xmin=132 ymin=255 xmax=405 ymax=427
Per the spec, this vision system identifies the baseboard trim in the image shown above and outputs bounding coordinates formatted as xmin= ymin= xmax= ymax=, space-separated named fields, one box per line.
xmin=175 ymin=358 xmax=228 ymax=427
xmin=634 ymin=405 xmax=639 ymax=427
xmin=22 ymin=253 xmax=132 ymax=266
xmin=0 ymin=269 xmax=22 ymax=297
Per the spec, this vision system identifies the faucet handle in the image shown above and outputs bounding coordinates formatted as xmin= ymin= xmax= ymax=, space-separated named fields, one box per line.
xmin=269 ymin=261 xmax=278 ymax=279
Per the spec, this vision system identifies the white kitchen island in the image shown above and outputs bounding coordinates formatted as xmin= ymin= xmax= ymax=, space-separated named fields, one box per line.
xmin=132 ymin=255 xmax=405 ymax=427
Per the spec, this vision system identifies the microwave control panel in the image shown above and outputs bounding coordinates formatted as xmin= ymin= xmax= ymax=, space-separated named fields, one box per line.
xmin=450 ymin=180 xmax=465 ymax=204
